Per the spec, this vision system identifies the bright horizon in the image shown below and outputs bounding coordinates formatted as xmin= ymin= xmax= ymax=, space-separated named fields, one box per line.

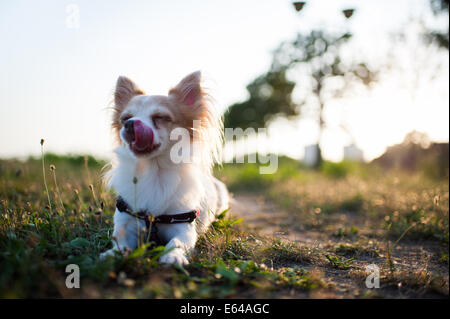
xmin=0 ymin=0 xmax=448 ymax=162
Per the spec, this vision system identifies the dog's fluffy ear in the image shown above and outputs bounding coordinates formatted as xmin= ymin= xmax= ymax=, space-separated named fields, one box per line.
xmin=168 ymin=71 xmax=213 ymax=128
xmin=169 ymin=71 xmax=203 ymax=108
xmin=112 ymin=76 xmax=144 ymax=141
xmin=115 ymin=76 xmax=144 ymax=110
xmin=169 ymin=71 xmax=222 ymax=167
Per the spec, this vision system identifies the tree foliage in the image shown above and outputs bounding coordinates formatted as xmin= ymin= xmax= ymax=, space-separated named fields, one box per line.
xmin=426 ymin=0 xmax=449 ymax=49
xmin=224 ymin=30 xmax=377 ymax=168
xmin=273 ymin=30 xmax=376 ymax=105
xmin=224 ymin=67 xmax=298 ymax=130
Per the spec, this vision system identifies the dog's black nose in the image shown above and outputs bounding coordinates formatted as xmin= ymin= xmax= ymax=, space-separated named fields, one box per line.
xmin=124 ymin=119 xmax=134 ymax=133
xmin=124 ymin=119 xmax=135 ymax=141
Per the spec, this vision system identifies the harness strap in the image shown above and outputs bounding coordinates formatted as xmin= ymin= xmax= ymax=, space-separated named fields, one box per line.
xmin=116 ymin=196 xmax=199 ymax=224
xmin=115 ymin=196 xmax=200 ymax=246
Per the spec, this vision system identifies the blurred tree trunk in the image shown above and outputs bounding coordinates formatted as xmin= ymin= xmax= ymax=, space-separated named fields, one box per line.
xmin=314 ymin=75 xmax=325 ymax=168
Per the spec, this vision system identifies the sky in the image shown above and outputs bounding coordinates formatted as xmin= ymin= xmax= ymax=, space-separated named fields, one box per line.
xmin=0 ymin=0 xmax=448 ymax=162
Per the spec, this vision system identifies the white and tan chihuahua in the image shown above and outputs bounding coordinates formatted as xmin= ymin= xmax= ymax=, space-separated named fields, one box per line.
xmin=100 ymin=71 xmax=229 ymax=265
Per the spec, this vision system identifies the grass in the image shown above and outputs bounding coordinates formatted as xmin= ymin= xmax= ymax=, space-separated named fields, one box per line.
xmin=215 ymin=157 xmax=449 ymax=297
xmin=217 ymin=158 xmax=449 ymax=244
xmin=0 ymin=155 xmax=330 ymax=298
xmin=325 ymin=254 xmax=355 ymax=269
xmin=0 ymin=153 xmax=448 ymax=298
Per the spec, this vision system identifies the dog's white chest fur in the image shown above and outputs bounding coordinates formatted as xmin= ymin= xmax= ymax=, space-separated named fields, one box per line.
xmin=108 ymin=148 xmax=203 ymax=215
xmin=102 ymin=146 xmax=229 ymax=265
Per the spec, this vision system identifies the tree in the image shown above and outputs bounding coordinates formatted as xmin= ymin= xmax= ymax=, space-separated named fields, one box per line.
xmin=224 ymin=30 xmax=377 ymax=168
xmin=426 ymin=0 xmax=449 ymax=49
xmin=273 ymin=30 xmax=377 ymax=167
xmin=224 ymin=67 xmax=298 ymax=130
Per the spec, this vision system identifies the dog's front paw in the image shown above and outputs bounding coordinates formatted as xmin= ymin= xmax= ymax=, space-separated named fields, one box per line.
xmin=160 ymin=248 xmax=189 ymax=266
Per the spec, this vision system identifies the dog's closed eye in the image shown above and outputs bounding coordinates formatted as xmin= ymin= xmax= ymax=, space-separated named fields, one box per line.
xmin=152 ymin=115 xmax=172 ymax=128
xmin=120 ymin=114 xmax=133 ymax=124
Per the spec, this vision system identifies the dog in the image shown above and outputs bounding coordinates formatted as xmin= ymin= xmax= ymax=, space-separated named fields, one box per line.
xmin=100 ymin=71 xmax=229 ymax=265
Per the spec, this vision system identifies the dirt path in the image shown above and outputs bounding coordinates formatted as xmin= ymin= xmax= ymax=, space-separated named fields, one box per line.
xmin=229 ymin=193 xmax=449 ymax=298
xmin=230 ymin=193 xmax=323 ymax=243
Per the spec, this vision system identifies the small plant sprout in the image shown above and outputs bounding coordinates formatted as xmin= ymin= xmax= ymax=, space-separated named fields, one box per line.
xmin=146 ymin=214 xmax=154 ymax=243
xmin=88 ymin=183 xmax=102 ymax=213
xmin=84 ymin=156 xmax=93 ymax=186
xmin=50 ymin=164 xmax=65 ymax=212
xmin=88 ymin=184 xmax=96 ymax=201
xmin=97 ymin=201 xmax=104 ymax=225
xmin=132 ymin=176 xmax=142 ymax=247
xmin=73 ymin=188 xmax=85 ymax=210
xmin=386 ymin=221 xmax=418 ymax=276
xmin=325 ymin=254 xmax=354 ymax=269
xmin=40 ymin=139 xmax=52 ymax=213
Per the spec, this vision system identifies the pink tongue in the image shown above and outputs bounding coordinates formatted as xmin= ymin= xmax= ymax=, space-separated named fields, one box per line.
xmin=133 ymin=120 xmax=153 ymax=151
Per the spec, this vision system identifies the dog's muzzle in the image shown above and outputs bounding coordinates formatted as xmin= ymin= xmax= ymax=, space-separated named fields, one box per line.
xmin=124 ymin=119 xmax=155 ymax=154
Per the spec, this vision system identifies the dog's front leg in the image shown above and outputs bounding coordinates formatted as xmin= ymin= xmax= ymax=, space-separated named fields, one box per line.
xmin=100 ymin=209 xmax=145 ymax=259
xmin=158 ymin=223 xmax=197 ymax=266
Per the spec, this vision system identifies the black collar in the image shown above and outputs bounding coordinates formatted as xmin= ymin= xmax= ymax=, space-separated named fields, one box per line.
xmin=116 ymin=196 xmax=199 ymax=225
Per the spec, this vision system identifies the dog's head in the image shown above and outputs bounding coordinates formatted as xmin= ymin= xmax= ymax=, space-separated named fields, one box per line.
xmin=112 ymin=71 xmax=222 ymax=167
